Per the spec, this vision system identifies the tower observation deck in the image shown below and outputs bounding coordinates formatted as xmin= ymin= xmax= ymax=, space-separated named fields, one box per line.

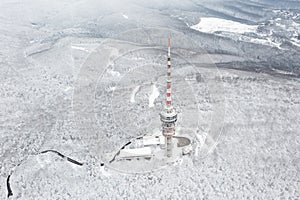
xmin=160 ymin=38 xmax=178 ymax=158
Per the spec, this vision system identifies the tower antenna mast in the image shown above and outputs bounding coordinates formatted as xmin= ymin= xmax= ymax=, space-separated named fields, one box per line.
xmin=160 ymin=38 xmax=178 ymax=158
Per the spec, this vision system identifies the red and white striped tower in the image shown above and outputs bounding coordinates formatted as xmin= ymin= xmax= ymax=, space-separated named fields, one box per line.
xmin=160 ymin=38 xmax=178 ymax=158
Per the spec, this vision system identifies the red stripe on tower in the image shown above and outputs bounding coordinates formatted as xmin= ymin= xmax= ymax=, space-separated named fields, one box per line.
xmin=166 ymin=37 xmax=172 ymax=107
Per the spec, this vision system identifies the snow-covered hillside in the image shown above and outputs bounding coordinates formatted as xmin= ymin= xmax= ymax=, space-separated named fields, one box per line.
xmin=0 ymin=0 xmax=299 ymax=199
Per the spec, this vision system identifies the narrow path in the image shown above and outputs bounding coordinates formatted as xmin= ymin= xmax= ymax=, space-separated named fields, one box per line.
xmin=39 ymin=150 xmax=83 ymax=166
xmin=6 ymin=175 xmax=13 ymax=198
xmin=6 ymin=150 xmax=84 ymax=198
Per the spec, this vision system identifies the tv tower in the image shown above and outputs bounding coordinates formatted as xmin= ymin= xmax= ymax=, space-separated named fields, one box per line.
xmin=160 ymin=38 xmax=178 ymax=158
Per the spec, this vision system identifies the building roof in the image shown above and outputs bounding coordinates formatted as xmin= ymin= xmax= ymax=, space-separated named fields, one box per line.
xmin=118 ymin=147 xmax=152 ymax=158
xmin=143 ymin=135 xmax=165 ymax=146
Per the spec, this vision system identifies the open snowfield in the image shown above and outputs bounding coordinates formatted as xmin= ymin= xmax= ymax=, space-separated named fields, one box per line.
xmin=190 ymin=17 xmax=258 ymax=34
xmin=0 ymin=0 xmax=299 ymax=199
xmin=191 ymin=16 xmax=300 ymax=49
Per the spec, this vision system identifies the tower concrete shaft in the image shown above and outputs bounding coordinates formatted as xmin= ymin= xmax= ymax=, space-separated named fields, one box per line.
xmin=160 ymin=38 xmax=178 ymax=158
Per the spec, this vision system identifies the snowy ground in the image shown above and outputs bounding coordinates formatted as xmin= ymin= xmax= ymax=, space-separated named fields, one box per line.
xmin=0 ymin=0 xmax=299 ymax=199
xmin=3 ymin=62 xmax=300 ymax=199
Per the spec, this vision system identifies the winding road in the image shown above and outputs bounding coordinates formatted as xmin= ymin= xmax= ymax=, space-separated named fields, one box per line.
xmin=6 ymin=150 xmax=84 ymax=198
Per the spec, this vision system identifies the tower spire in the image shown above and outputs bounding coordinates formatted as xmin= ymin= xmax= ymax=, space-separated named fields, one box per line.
xmin=166 ymin=37 xmax=172 ymax=108
xmin=160 ymin=37 xmax=178 ymax=159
